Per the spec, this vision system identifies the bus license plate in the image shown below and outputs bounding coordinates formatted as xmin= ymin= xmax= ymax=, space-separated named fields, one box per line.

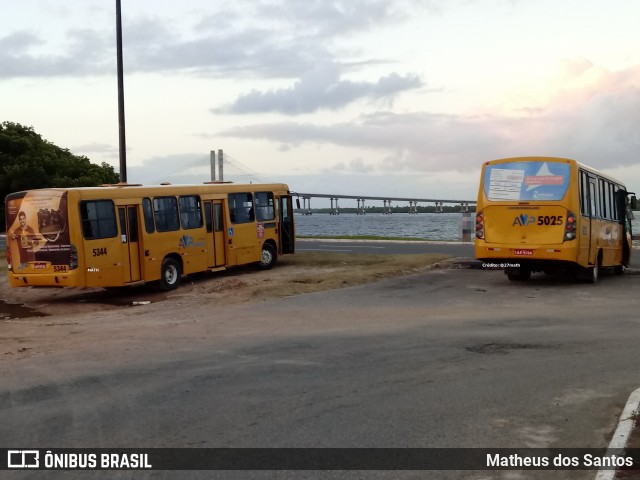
xmin=513 ymin=249 xmax=534 ymax=256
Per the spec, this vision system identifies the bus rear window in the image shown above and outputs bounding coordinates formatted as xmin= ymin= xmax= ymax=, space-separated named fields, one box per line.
xmin=484 ymin=161 xmax=570 ymax=201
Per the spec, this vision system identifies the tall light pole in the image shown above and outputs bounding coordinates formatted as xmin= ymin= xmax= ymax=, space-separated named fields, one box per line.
xmin=116 ymin=0 xmax=127 ymax=183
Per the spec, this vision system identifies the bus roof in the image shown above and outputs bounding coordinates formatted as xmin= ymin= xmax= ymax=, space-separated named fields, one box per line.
xmin=6 ymin=182 xmax=292 ymax=200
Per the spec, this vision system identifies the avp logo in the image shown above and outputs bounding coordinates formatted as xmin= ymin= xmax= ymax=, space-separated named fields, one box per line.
xmin=512 ymin=214 xmax=537 ymax=226
xmin=8 ymin=450 xmax=39 ymax=468
xmin=178 ymin=235 xmax=194 ymax=249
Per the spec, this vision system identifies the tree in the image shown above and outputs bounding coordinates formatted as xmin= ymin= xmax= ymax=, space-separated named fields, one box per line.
xmin=0 ymin=121 xmax=119 ymax=227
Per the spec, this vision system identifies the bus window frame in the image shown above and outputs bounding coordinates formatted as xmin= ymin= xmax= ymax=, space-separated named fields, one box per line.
xmin=153 ymin=196 xmax=180 ymax=232
xmin=228 ymin=192 xmax=255 ymax=224
xmin=142 ymin=197 xmax=155 ymax=233
xmin=80 ymin=199 xmax=118 ymax=240
xmin=178 ymin=195 xmax=203 ymax=230
xmin=255 ymin=191 xmax=275 ymax=221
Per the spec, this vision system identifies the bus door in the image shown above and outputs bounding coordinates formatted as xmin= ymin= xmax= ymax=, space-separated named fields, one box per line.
xmin=204 ymin=200 xmax=227 ymax=268
xmin=587 ymin=175 xmax=599 ymax=265
xmin=118 ymin=205 xmax=142 ymax=283
xmin=615 ymin=189 xmax=632 ymax=265
xmin=279 ymin=195 xmax=295 ymax=254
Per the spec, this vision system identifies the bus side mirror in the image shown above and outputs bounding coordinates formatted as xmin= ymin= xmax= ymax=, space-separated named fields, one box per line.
xmin=296 ymin=198 xmax=301 ymax=210
xmin=631 ymin=195 xmax=637 ymax=210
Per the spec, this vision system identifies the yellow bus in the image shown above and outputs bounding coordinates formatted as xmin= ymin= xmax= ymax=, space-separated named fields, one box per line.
xmin=475 ymin=157 xmax=635 ymax=283
xmin=5 ymin=182 xmax=295 ymax=290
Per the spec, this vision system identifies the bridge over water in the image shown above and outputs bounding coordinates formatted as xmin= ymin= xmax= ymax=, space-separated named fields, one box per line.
xmin=295 ymin=192 xmax=476 ymax=215
xmin=147 ymin=151 xmax=476 ymax=216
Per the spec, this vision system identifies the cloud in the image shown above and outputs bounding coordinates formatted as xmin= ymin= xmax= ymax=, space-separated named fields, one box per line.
xmin=0 ymin=28 xmax=110 ymax=78
xmin=252 ymin=0 xmax=439 ymax=39
xmin=216 ymin=63 xmax=640 ymax=172
xmin=216 ymin=62 xmax=423 ymax=114
xmin=328 ymin=157 xmax=376 ymax=174
xmin=126 ymin=153 xmax=212 ymax=184
xmin=0 ymin=0 xmax=439 ymax=80
xmin=72 ymin=142 xmax=120 ymax=159
xmin=0 ymin=31 xmax=43 ymax=52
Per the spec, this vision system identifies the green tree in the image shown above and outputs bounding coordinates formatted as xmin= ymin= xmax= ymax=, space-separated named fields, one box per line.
xmin=0 ymin=121 xmax=119 ymax=227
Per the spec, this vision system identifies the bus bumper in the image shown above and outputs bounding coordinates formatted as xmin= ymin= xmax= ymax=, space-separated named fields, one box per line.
xmin=7 ymin=271 xmax=83 ymax=288
xmin=475 ymin=242 xmax=578 ymax=271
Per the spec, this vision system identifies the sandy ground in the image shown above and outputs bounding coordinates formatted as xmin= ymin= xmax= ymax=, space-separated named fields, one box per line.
xmin=0 ymin=253 xmax=449 ymax=369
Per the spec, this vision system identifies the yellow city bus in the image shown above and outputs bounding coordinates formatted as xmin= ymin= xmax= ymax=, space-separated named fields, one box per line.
xmin=475 ymin=157 xmax=635 ymax=283
xmin=5 ymin=182 xmax=295 ymax=290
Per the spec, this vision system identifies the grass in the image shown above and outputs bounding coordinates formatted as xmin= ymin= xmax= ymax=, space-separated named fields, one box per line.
xmin=0 ymin=248 xmax=450 ymax=307
xmin=246 ymin=251 xmax=451 ymax=299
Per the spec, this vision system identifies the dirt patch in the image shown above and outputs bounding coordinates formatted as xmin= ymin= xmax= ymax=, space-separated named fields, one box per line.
xmin=0 ymin=252 xmax=449 ymax=317
xmin=0 ymin=252 xmax=449 ymax=365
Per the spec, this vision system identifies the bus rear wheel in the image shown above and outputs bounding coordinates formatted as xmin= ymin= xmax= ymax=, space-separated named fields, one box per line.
xmin=578 ymin=263 xmax=599 ymax=283
xmin=506 ymin=267 xmax=531 ymax=281
xmin=587 ymin=263 xmax=599 ymax=284
xmin=258 ymin=243 xmax=277 ymax=270
xmin=159 ymin=257 xmax=181 ymax=291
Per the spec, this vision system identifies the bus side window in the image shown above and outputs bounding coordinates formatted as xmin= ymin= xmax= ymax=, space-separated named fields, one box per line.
xmin=579 ymin=171 xmax=589 ymax=216
xmin=80 ymin=200 xmax=118 ymax=239
xmin=204 ymin=202 xmax=213 ymax=233
xmin=599 ymin=179 xmax=608 ymax=219
xmin=255 ymin=192 xmax=275 ymax=221
xmin=143 ymin=198 xmax=155 ymax=233
xmin=589 ymin=181 xmax=598 ymax=219
xmin=153 ymin=197 xmax=180 ymax=232
xmin=179 ymin=195 xmax=203 ymax=230
xmin=229 ymin=193 xmax=254 ymax=224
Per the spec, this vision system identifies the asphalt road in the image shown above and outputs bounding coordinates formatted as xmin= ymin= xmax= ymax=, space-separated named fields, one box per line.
xmin=297 ymin=238 xmax=640 ymax=269
xmin=297 ymin=238 xmax=475 ymax=257
xmin=3 ymin=266 xmax=640 ymax=479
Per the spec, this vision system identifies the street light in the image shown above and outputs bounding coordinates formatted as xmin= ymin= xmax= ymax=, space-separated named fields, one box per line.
xmin=116 ymin=0 xmax=127 ymax=183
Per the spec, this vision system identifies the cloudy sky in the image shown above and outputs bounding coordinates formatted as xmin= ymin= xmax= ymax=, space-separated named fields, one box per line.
xmin=2 ymin=0 xmax=640 ymax=204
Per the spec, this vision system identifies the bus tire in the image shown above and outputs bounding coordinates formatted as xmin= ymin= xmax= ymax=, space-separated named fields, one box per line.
xmin=614 ymin=264 xmax=625 ymax=275
xmin=506 ymin=267 xmax=531 ymax=281
xmin=258 ymin=243 xmax=277 ymax=270
xmin=587 ymin=263 xmax=599 ymax=284
xmin=159 ymin=257 xmax=181 ymax=291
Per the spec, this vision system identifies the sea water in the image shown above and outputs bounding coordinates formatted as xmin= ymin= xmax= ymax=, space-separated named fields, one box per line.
xmin=295 ymin=212 xmax=640 ymax=243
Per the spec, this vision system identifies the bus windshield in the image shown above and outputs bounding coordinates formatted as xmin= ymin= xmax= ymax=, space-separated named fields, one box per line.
xmin=483 ymin=161 xmax=571 ymax=201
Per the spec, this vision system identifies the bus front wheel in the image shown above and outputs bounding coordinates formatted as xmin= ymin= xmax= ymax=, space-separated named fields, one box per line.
xmin=159 ymin=258 xmax=181 ymax=291
xmin=258 ymin=243 xmax=277 ymax=270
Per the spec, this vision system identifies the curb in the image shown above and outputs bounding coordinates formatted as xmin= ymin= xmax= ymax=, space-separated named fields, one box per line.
xmin=595 ymin=386 xmax=640 ymax=480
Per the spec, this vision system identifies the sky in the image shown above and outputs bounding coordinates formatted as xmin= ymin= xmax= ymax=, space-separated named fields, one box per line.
xmin=2 ymin=0 xmax=640 ymax=206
